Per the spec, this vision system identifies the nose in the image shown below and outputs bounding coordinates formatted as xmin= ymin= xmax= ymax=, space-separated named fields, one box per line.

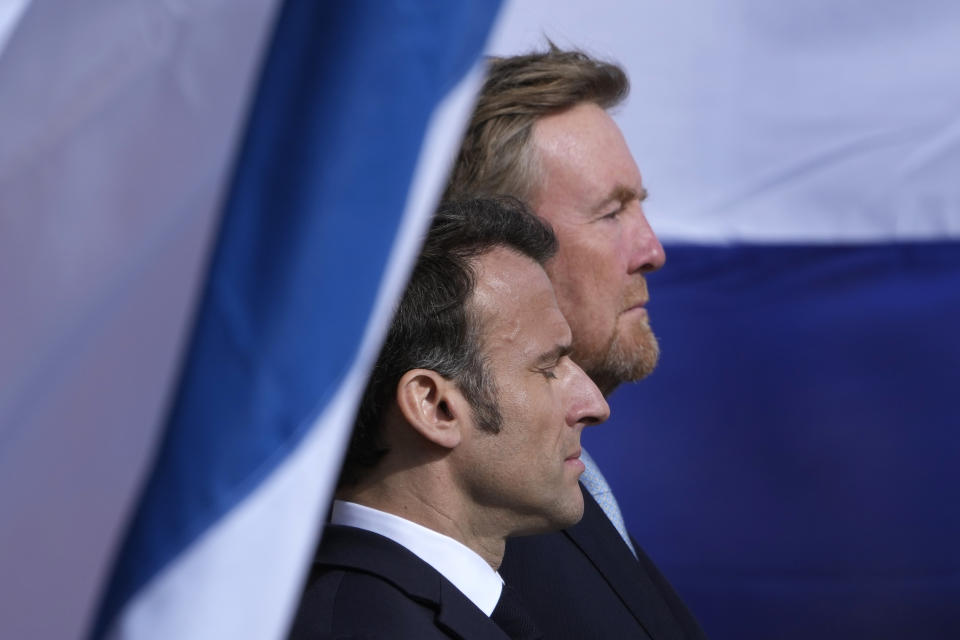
xmin=627 ymin=210 xmax=666 ymax=274
xmin=566 ymin=361 xmax=611 ymax=428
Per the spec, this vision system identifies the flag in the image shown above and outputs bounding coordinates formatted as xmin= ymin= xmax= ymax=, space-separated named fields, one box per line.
xmin=90 ymin=1 xmax=502 ymax=637
xmin=1 ymin=1 xmax=285 ymax=637
xmin=0 ymin=0 xmax=501 ymax=638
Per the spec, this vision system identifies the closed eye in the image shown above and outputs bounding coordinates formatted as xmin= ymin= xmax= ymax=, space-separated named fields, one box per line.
xmin=600 ymin=206 xmax=624 ymax=220
xmin=533 ymin=344 xmax=572 ymax=380
xmin=539 ymin=368 xmax=558 ymax=380
xmin=597 ymin=186 xmax=648 ymax=221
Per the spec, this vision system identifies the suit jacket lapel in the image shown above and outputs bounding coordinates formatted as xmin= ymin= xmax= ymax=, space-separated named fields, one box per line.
xmin=319 ymin=526 xmax=508 ymax=640
xmin=564 ymin=487 xmax=683 ymax=640
xmin=435 ymin=579 xmax=512 ymax=640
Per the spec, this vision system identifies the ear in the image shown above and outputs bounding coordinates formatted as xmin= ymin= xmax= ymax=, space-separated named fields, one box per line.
xmin=395 ymin=369 xmax=469 ymax=450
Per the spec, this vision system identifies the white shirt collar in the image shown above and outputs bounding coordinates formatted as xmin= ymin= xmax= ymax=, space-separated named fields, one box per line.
xmin=330 ymin=500 xmax=503 ymax=615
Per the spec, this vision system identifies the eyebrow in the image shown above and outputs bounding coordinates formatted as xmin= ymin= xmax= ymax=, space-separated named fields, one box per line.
xmin=534 ymin=343 xmax=573 ymax=367
xmin=593 ymin=185 xmax=648 ymax=214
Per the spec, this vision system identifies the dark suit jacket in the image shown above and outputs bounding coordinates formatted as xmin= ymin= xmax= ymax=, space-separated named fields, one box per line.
xmin=288 ymin=525 xmax=512 ymax=640
xmin=500 ymin=486 xmax=707 ymax=639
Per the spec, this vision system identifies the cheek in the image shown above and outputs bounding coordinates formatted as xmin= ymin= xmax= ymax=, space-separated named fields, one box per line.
xmin=552 ymin=239 xmax=625 ymax=298
xmin=559 ymin=276 xmax=619 ymax=328
xmin=547 ymin=261 xmax=605 ymax=314
xmin=532 ymin=394 xmax=567 ymax=448
xmin=498 ymin=384 xmax=529 ymax=416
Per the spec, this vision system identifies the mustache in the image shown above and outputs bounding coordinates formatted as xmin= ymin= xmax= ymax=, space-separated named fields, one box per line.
xmin=621 ymin=278 xmax=649 ymax=310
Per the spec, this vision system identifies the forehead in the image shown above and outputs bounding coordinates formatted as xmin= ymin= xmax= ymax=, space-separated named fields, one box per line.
xmin=529 ymin=102 xmax=642 ymax=214
xmin=470 ymin=247 xmax=570 ymax=360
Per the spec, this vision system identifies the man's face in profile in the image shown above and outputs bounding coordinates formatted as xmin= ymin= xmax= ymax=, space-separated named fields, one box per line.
xmin=453 ymin=246 xmax=609 ymax=535
xmin=530 ymin=102 xmax=666 ymax=393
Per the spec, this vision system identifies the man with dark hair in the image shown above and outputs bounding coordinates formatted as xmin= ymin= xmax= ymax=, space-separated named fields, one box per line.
xmin=447 ymin=48 xmax=707 ymax=638
xmin=289 ymin=198 xmax=609 ymax=639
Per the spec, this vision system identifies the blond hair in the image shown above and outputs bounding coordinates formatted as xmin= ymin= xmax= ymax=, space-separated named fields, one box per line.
xmin=445 ymin=45 xmax=629 ymax=202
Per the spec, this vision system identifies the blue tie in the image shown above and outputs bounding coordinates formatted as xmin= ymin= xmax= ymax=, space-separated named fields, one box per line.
xmin=579 ymin=449 xmax=637 ymax=558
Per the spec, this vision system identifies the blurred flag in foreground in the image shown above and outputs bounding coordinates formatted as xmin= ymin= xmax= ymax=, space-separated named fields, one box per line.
xmin=0 ymin=1 xmax=501 ymax=638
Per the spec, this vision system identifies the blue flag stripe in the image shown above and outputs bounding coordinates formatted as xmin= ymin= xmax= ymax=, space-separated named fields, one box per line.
xmin=587 ymin=240 xmax=960 ymax=638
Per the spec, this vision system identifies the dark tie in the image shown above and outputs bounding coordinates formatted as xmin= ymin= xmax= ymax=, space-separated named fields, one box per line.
xmin=491 ymin=583 xmax=541 ymax=639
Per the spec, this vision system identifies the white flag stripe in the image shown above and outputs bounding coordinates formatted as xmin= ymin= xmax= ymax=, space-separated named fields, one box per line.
xmin=489 ymin=0 xmax=960 ymax=243
xmin=0 ymin=2 xmax=281 ymax=638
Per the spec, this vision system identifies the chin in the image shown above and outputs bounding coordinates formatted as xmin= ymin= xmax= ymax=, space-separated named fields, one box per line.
xmin=630 ymin=344 xmax=659 ymax=380
xmin=607 ymin=330 xmax=660 ymax=384
xmin=551 ymin=491 xmax=586 ymax=530
xmin=511 ymin=494 xmax=585 ymax=537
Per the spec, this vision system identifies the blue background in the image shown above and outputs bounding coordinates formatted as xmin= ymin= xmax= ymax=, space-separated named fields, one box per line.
xmin=586 ymin=241 xmax=960 ymax=638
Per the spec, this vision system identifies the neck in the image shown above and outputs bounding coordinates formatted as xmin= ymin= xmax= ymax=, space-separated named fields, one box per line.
xmin=339 ymin=466 xmax=507 ymax=570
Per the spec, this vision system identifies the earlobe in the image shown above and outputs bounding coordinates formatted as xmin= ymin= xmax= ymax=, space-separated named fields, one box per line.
xmin=395 ymin=369 xmax=464 ymax=449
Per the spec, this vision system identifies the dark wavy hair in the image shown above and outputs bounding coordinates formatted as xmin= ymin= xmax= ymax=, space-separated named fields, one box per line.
xmin=340 ymin=197 xmax=557 ymax=486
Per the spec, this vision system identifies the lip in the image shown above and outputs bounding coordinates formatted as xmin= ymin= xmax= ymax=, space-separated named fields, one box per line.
xmin=564 ymin=449 xmax=584 ymax=473
xmin=565 ymin=456 xmax=586 ymax=474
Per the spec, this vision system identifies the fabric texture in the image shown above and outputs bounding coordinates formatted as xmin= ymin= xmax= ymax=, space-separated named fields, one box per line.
xmin=500 ymin=486 xmax=707 ymax=639
xmin=490 ymin=584 xmax=541 ymax=640
xmin=579 ymin=448 xmax=637 ymax=557
xmin=289 ymin=526 xmax=511 ymax=640
xmin=330 ymin=500 xmax=503 ymax=615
